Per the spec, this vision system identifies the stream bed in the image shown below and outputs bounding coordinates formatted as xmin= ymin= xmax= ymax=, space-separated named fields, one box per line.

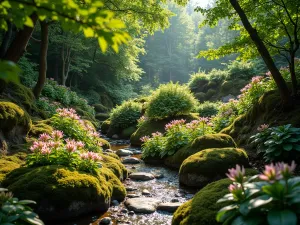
xmin=58 ymin=140 xmax=197 ymax=225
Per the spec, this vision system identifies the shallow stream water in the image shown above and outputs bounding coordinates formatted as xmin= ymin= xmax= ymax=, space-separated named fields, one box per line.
xmin=57 ymin=140 xmax=196 ymax=225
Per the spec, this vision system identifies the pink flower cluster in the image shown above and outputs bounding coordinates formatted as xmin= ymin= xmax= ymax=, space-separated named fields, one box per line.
xmin=65 ymin=139 xmax=85 ymax=153
xmin=152 ymin=132 xmax=162 ymax=137
xmin=165 ymin=119 xmax=186 ymax=130
xmin=240 ymin=76 xmax=264 ymax=94
xmin=251 ymin=76 xmax=264 ymax=84
xmin=80 ymin=152 xmax=102 ymax=162
xmin=257 ymin=124 xmax=269 ymax=132
xmin=226 ymin=165 xmax=245 ymax=184
xmin=56 ymin=108 xmax=80 ymax=120
xmin=259 ymin=161 xmax=296 ymax=182
xmin=140 ymin=136 xmax=150 ymax=143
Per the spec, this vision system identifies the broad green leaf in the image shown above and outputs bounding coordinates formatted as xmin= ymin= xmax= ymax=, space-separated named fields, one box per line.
xmin=239 ymin=195 xmax=273 ymax=216
xmin=24 ymin=16 xmax=34 ymax=27
xmin=267 ymin=210 xmax=297 ymax=225
xmin=283 ymin=144 xmax=293 ymax=151
xmin=232 ymin=215 xmax=262 ymax=225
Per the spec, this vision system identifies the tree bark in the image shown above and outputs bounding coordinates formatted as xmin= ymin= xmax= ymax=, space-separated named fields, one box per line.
xmin=33 ymin=21 xmax=49 ymax=99
xmin=3 ymin=14 xmax=38 ymax=62
xmin=229 ymin=0 xmax=291 ymax=104
xmin=0 ymin=21 xmax=13 ymax=59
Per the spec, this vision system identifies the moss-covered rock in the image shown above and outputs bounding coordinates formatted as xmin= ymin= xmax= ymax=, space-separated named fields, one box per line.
xmin=101 ymin=154 xmax=128 ymax=180
xmin=130 ymin=114 xmax=199 ymax=146
xmin=173 ymin=169 xmax=259 ymax=225
xmin=28 ymin=119 xmax=53 ymax=137
xmin=3 ymin=165 xmax=126 ymax=221
xmin=179 ymin=148 xmax=248 ymax=187
xmin=121 ymin=126 xmax=136 ymax=139
xmin=0 ymin=156 xmax=23 ymax=183
xmin=100 ymin=138 xmax=110 ymax=150
xmin=165 ymin=134 xmax=236 ymax=169
xmin=96 ymin=113 xmax=110 ymax=122
xmin=94 ymin=104 xmax=109 ymax=113
xmin=101 ymin=120 xmax=111 ymax=134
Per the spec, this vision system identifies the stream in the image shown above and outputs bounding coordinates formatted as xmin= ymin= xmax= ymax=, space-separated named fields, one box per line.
xmin=57 ymin=139 xmax=197 ymax=225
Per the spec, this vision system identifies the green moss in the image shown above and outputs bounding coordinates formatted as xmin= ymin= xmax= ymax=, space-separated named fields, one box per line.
xmin=96 ymin=113 xmax=110 ymax=122
xmin=101 ymin=154 xmax=128 ymax=180
xmin=100 ymin=138 xmax=110 ymax=150
xmin=6 ymin=82 xmax=35 ymax=110
xmin=104 ymin=152 xmax=120 ymax=160
xmin=0 ymin=101 xmax=32 ymax=131
xmin=206 ymin=89 xmax=217 ymax=99
xmin=0 ymin=158 xmax=21 ymax=183
xmin=130 ymin=114 xmax=199 ymax=146
xmin=165 ymin=134 xmax=236 ymax=169
xmin=101 ymin=120 xmax=111 ymax=134
xmin=94 ymin=104 xmax=109 ymax=113
xmin=173 ymin=168 xmax=259 ymax=225
xmin=3 ymin=165 xmax=126 ymax=210
xmin=29 ymin=119 xmax=53 ymax=137
xmin=121 ymin=126 xmax=136 ymax=139
xmin=179 ymin=148 xmax=248 ymax=187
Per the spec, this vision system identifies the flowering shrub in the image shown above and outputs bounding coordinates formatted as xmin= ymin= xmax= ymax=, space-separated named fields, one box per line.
xmin=109 ymin=100 xmax=142 ymax=129
xmin=140 ymin=132 xmax=165 ymax=159
xmin=146 ymin=83 xmax=198 ymax=119
xmin=26 ymin=131 xmax=102 ymax=174
xmin=141 ymin=118 xmax=214 ymax=158
xmin=211 ymin=99 xmax=239 ymax=132
xmin=251 ymin=124 xmax=300 ymax=162
xmin=0 ymin=188 xmax=44 ymax=225
xmin=50 ymin=108 xmax=103 ymax=152
xmin=217 ymin=162 xmax=300 ymax=225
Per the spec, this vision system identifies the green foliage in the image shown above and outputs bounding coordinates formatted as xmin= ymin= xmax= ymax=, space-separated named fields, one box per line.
xmin=146 ymin=83 xmax=198 ymax=120
xmin=18 ymin=54 xmax=38 ymax=87
xmin=217 ymin=162 xmax=300 ymax=225
xmin=251 ymin=124 xmax=300 ymax=162
xmin=226 ymin=60 xmax=260 ymax=80
xmin=50 ymin=108 xmax=103 ymax=152
xmin=0 ymin=188 xmax=44 ymax=225
xmin=141 ymin=132 xmax=166 ymax=159
xmin=109 ymin=101 xmax=142 ymax=129
xmin=197 ymin=101 xmax=221 ymax=117
xmin=0 ymin=61 xmax=20 ymax=84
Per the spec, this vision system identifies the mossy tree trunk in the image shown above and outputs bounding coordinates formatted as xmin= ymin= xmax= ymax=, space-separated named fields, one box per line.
xmin=229 ymin=0 xmax=291 ymax=106
xmin=3 ymin=14 xmax=38 ymax=63
xmin=33 ymin=21 xmax=49 ymax=99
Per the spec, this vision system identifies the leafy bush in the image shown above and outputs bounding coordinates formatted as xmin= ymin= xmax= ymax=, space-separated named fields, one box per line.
xmin=251 ymin=124 xmax=300 ymax=162
xmin=0 ymin=188 xmax=44 ymax=225
xmin=226 ymin=60 xmax=259 ymax=80
xmin=188 ymin=72 xmax=209 ymax=90
xmin=207 ymin=69 xmax=228 ymax=82
xmin=140 ymin=132 xmax=165 ymax=159
xmin=18 ymin=54 xmax=38 ymax=87
xmin=35 ymin=97 xmax=62 ymax=117
xmin=197 ymin=101 xmax=221 ymax=117
xmin=26 ymin=131 xmax=102 ymax=174
xmin=109 ymin=101 xmax=142 ymax=129
xmin=217 ymin=162 xmax=300 ymax=225
xmin=146 ymin=83 xmax=198 ymax=120
xmin=50 ymin=108 xmax=103 ymax=152
xmin=211 ymin=99 xmax=239 ymax=132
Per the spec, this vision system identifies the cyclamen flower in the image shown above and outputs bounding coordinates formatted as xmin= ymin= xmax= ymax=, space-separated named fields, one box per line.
xmin=52 ymin=130 xmax=64 ymax=140
xmin=257 ymin=124 xmax=269 ymax=132
xmin=226 ymin=165 xmax=245 ymax=183
xmin=259 ymin=163 xmax=282 ymax=182
xmin=140 ymin=136 xmax=150 ymax=142
xmin=39 ymin=133 xmax=51 ymax=142
xmin=275 ymin=161 xmax=296 ymax=180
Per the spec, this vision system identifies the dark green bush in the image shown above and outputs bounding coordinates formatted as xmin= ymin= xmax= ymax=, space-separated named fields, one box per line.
xmin=146 ymin=83 xmax=198 ymax=120
xmin=110 ymin=101 xmax=142 ymax=129
xmin=197 ymin=101 xmax=221 ymax=117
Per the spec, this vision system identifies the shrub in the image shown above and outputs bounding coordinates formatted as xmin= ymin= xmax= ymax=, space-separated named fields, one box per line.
xmin=50 ymin=108 xmax=104 ymax=152
xmin=251 ymin=124 xmax=300 ymax=162
xmin=188 ymin=72 xmax=209 ymax=91
xmin=109 ymin=101 xmax=142 ymax=129
xmin=226 ymin=60 xmax=258 ymax=80
xmin=141 ymin=132 xmax=165 ymax=159
xmin=35 ymin=97 xmax=62 ymax=118
xmin=146 ymin=83 xmax=198 ymax=120
xmin=0 ymin=188 xmax=44 ymax=225
xmin=26 ymin=131 xmax=103 ymax=174
xmin=217 ymin=162 xmax=300 ymax=225
xmin=197 ymin=101 xmax=221 ymax=117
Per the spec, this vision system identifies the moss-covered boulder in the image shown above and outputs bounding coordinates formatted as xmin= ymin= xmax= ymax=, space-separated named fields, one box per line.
xmin=3 ymin=165 xmax=126 ymax=221
xmin=0 ymin=156 xmax=23 ymax=183
xmin=29 ymin=119 xmax=53 ymax=137
xmin=179 ymin=148 xmax=248 ymax=187
xmin=96 ymin=113 xmax=110 ymax=122
xmin=101 ymin=120 xmax=111 ymax=134
xmin=165 ymin=134 xmax=236 ymax=169
xmin=100 ymin=138 xmax=110 ymax=150
xmin=121 ymin=126 xmax=136 ymax=139
xmin=130 ymin=114 xmax=199 ymax=146
xmin=101 ymin=154 xmax=128 ymax=180
xmin=173 ymin=169 xmax=259 ymax=225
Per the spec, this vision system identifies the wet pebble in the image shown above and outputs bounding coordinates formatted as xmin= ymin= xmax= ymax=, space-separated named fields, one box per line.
xmin=120 ymin=208 xmax=128 ymax=214
xmin=111 ymin=200 xmax=119 ymax=206
xmin=99 ymin=217 xmax=112 ymax=225
xmin=122 ymin=157 xmax=141 ymax=164
xmin=116 ymin=149 xmax=133 ymax=156
xmin=126 ymin=187 xmax=138 ymax=192
xmin=142 ymin=189 xmax=151 ymax=196
xmin=127 ymin=193 xmax=140 ymax=198
xmin=129 ymin=172 xmax=155 ymax=181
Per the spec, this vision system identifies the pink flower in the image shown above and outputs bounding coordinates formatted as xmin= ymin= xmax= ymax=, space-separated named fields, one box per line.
xmin=65 ymin=141 xmax=77 ymax=153
xmin=257 ymin=124 xmax=269 ymax=132
xmin=165 ymin=119 xmax=186 ymax=130
xmin=226 ymin=165 xmax=245 ymax=183
xmin=152 ymin=132 xmax=162 ymax=137
xmin=39 ymin=133 xmax=51 ymax=142
xmin=228 ymin=183 xmax=242 ymax=193
xmin=140 ymin=136 xmax=150 ymax=142
xmin=56 ymin=108 xmax=80 ymax=120
xmin=259 ymin=163 xmax=282 ymax=182
xmin=76 ymin=141 xmax=85 ymax=149
xmin=90 ymin=131 xmax=100 ymax=138
xmin=30 ymin=141 xmax=47 ymax=152
xmin=41 ymin=147 xmax=51 ymax=155
xmin=266 ymin=71 xmax=271 ymax=77
xmin=251 ymin=76 xmax=263 ymax=84
xmin=80 ymin=152 xmax=102 ymax=162
xmin=275 ymin=161 xmax=296 ymax=179
xmin=52 ymin=130 xmax=64 ymax=140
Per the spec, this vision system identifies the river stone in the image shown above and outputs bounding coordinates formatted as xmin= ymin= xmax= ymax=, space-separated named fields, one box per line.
xmin=127 ymin=193 xmax=140 ymax=198
xmin=142 ymin=189 xmax=151 ymax=196
xmin=122 ymin=157 xmax=140 ymax=164
xmin=112 ymin=134 xmax=119 ymax=139
xmin=116 ymin=149 xmax=133 ymax=157
xmin=125 ymin=198 xmax=161 ymax=213
xmin=129 ymin=172 xmax=155 ymax=181
xmin=126 ymin=187 xmax=138 ymax=192
xmin=99 ymin=217 xmax=112 ymax=225
xmin=157 ymin=202 xmax=182 ymax=213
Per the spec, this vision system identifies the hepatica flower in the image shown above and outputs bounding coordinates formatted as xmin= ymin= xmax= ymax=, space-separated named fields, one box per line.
xmin=226 ymin=165 xmax=245 ymax=184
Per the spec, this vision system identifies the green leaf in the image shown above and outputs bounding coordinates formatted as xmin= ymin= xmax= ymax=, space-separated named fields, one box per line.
xmin=267 ymin=210 xmax=297 ymax=225
xmin=283 ymin=144 xmax=293 ymax=151
xmin=98 ymin=37 xmax=108 ymax=52
xmin=232 ymin=215 xmax=262 ymax=225
xmin=18 ymin=200 xmax=36 ymax=205
xmin=24 ymin=16 xmax=34 ymax=27
xmin=239 ymin=195 xmax=273 ymax=216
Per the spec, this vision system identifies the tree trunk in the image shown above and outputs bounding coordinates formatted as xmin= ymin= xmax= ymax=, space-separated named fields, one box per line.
xmin=0 ymin=21 xmax=13 ymax=59
xmin=3 ymin=14 xmax=38 ymax=62
xmin=33 ymin=21 xmax=49 ymax=99
xmin=289 ymin=54 xmax=298 ymax=96
xmin=229 ymin=0 xmax=291 ymax=104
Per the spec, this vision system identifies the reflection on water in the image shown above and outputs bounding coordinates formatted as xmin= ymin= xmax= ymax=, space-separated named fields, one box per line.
xmin=53 ymin=143 xmax=196 ymax=225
